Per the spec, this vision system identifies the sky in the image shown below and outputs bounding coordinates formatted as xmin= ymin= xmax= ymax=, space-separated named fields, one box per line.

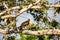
xmin=0 ymin=0 xmax=60 ymax=40
xmin=16 ymin=12 xmax=36 ymax=27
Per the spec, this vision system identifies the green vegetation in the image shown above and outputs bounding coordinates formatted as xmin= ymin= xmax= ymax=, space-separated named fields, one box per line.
xmin=0 ymin=0 xmax=60 ymax=40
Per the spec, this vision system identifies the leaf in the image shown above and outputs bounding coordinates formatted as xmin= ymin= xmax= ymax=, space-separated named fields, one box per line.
xmin=44 ymin=35 xmax=49 ymax=40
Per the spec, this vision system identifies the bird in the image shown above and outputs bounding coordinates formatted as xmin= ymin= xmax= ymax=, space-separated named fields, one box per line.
xmin=21 ymin=19 xmax=30 ymax=28
xmin=19 ymin=19 xmax=30 ymax=31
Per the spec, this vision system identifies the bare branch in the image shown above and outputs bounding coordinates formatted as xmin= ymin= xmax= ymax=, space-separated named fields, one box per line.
xmin=22 ymin=29 xmax=60 ymax=35
xmin=0 ymin=4 xmax=60 ymax=16
xmin=46 ymin=4 xmax=60 ymax=7
xmin=1 ymin=29 xmax=60 ymax=35
xmin=0 ymin=29 xmax=8 ymax=34
xmin=1 ymin=15 xmax=16 ymax=19
xmin=1 ymin=4 xmax=60 ymax=19
xmin=0 ymin=6 xmax=20 ymax=16
xmin=3 ymin=2 xmax=8 ymax=9
xmin=1 ymin=0 xmax=41 ymax=19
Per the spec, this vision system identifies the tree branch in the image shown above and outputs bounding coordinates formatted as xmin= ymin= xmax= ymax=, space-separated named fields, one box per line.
xmin=22 ymin=29 xmax=60 ymax=35
xmin=46 ymin=4 xmax=60 ymax=7
xmin=1 ymin=4 xmax=60 ymax=19
xmin=1 ymin=28 xmax=60 ymax=36
xmin=0 ymin=6 xmax=20 ymax=16
xmin=0 ymin=4 xmax=60 ymax=16
xmin=1 ymin=0 xmax=41 ymax=19
xmin=0 ymin=29 xmax=8 ymax=34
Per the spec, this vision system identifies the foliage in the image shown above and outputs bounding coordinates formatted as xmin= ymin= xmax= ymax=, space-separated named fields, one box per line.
xmin=3 ymin=35 xmax=16 ymax=40
xmin=20 ymin=33 xmax=37 ymax=40
xmin=0 ymin=0 xmax=60 ymax=40
xmin=54 ymin=1 xmax=60 ymax=14
xmin=27 ymin=23 xmax=46 ymax=30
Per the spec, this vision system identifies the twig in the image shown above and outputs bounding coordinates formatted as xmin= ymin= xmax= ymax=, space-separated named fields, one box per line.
xmin=1 ymin=0 xmax=41 ymax=19
xmin=0 ymin=4 xmax=60 ymax=16
xmin=1 ymin=28 xmax=60 ymax=35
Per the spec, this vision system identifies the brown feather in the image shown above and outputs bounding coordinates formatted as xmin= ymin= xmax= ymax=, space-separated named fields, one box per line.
xmin=21 ymin=19 xmax=30 ymax=28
